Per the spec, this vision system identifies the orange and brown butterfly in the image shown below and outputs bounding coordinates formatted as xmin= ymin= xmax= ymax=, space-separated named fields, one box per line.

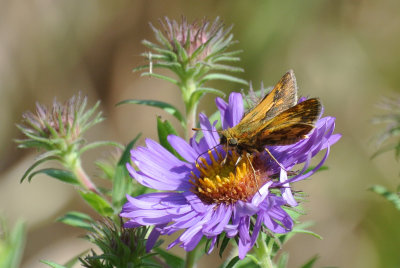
xmin=219 ymin=70 xmax=322 ymax=156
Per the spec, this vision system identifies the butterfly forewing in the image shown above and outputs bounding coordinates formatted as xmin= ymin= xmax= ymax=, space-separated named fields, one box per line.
xmin=240 ymin=70 xmax=298 ymax=126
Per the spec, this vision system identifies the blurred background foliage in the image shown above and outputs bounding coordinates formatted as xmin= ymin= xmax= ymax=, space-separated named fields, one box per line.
xmin=1 ymin=0 xmax=400 ymax=267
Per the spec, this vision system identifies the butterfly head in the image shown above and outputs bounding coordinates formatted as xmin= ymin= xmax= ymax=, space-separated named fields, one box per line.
xmin=220 ymin=130 xmax=239 ymax=148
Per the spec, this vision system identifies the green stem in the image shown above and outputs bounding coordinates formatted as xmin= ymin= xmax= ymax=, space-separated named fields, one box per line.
xmin=182 ymin=77 xmax=198 ymax=140
xmin=186 ymin=104 xmax=198 ymax=140
xmin=73 ymin=161 xmax=100 ymax=195
xmin=253 ymin=233 xmax=275 ymax=268
xmin=185 ymin=250 xmax=197 ymax=268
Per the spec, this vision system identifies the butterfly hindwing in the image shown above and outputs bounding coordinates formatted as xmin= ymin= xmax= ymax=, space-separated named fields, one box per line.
xmin=258 ymin=98 xmax=322 ymax=146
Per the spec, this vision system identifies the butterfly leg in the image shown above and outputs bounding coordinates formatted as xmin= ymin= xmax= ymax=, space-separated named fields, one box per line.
xmin=264 ymin=148 xmax=287 ymax=172
xmin=245 ymin=152 xmax=260 ymax=190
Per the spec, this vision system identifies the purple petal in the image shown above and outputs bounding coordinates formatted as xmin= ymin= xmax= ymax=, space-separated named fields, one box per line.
xmin=146 ymin=223 xmax=167 ymax=252
xmin=252 ymin=181 xmax=273 ymax=206
xmin=228 ymin=92 xmax=244 ymax=127
xmin=207 ymin=236 xmax=218 ymax=254
xmin=250 ymin=212 xmax=263 ymax=248
xmin=127 ymin=163 xmax=191 ymax=191
xmin=203 ymin=204 xmax=232 ymax=236
xmin=120 ymin=193 xmax=191 ymax=226
xmin=215 ymin=97 xmax=229 ymax=129
xmin=167 ymin=135 xmax=198 ymax=163
xmin=279 ymin=169 xmax=297 ymax=206
xmin=238 ymin=216 xmax=251 ymax=259
xmin=285 ymin=145 xmax=330 ymax=184
xmin=184 ymin=191 xmax=209 ymax=213
xmin=262 ymin=212 xmax=288 ymax=234
xmin=199 ymin=113 xmax=219 ymax=148
xmin=215 ymin=92 xmax=244 ymax=129
xmin=236 ymin=200 xmax=259 ymax=217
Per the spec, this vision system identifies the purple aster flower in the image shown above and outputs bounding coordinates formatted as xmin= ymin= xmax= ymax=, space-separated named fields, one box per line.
xmin=121 ymin=92 xmax=341 ymax=259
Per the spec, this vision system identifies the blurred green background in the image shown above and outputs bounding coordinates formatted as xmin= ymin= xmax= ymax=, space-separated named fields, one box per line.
xmin=1 ymin=0 xmax=400 ymax=267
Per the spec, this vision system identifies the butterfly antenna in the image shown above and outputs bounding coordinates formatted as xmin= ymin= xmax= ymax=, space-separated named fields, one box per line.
xmin=192 ymin=127 xmax=221 ymax=133
xmin=195 ymin=144 xmax=222 ymax=164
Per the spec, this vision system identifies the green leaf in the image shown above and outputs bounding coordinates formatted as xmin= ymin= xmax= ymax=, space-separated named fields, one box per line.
xmin=79 ymin=141 xmax=124 ymax=155
xmin=208 ymin=63 xmax=244 ymax=73
xmin=291 ymin=229 xmax=322 ymax=240
xmin=56 ymin=211 xmax=94 ymax=231
xmin=0 ymin=220 xmax=26 ymax=268
xmin=395 ymin=143 xmax=400 ymax=160
xmin=141 ymin=40 xmax=174 ymax=57
xmin=79 ymin=191 xmax=114 ymax=217
xmin=15 ymin=139 xmax=52 ymax=150
xmin=232 ymin=256 xmax=259 ymax=268
xmin=224 ymin=256 xmax=240 ymax=268
xmin=173 ymin=38 xmax=188 ymax=63
xmin=63 ymin=250 xmax=89 ymax=268
xmin=304 ymin=165 xmax=329 ymax=174
xmin=41 ymin=250 xmax=88 ymax=268
xmin=40 ymin=260 xmax=67 ymax=268
xmin=149 ymin=24 xmax=174 ymax=50
xmin=112 ymin=133 xmax=141 ymax=209
xmin=95 ymin=160 xmax=115 ymax=180
xmin=153 ymin=248 xmax=184 ymax=268
xmin=219 ymin=234 xmax=231 ymax=258
xmin=196 ymin=87 xmax=226 ymax=97
xmin=116 ymin=99 xmax=185 ymax=127
xmin=156 ymin=117 xmax=184 ymax=161
xmin=371 ymin=143 xmax=398 ymax=159
xmin=200 ymin=73 xmax=248 ymax=86
xmin=27 ymin=168 xmax=80 ymax=186
xmin=300 ymin=255 xmax=319 ymax=268
xmin=370 ymin=185 xmax=400 ymax=210
xmin=20 ymin=155 xmax=58 ymax=183
xmin=277 ymin=252 xmax=289 ymax=268
xmin=141 ymin=72 xmax=179 ymax=85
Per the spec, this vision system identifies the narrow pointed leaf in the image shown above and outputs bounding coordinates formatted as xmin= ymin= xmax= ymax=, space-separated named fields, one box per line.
xmin=300 ymin=255 xmax=319 ymax=268
xmin=112 ymin=133 xmax=141 ymax=209
xmin=370 ymin=185 xmax=400 ymax=210
xmin=140 ymin=72 xmax=179 ymax=85
xmin=79 ymin=191 xmax=114 ymax=216
xmin=63 ymin=250 xmax=89 ymax=268
xmin=1 ymin=220 xmax=26 ymax=268
xmin=291 ymin=229 xmax=322 ymax=239
xmin=277 ymin=252 xmax=289 ymax=268
xmin=208 ymin=64 xmax=244 ymax=72
xmin=219 ymin=234 xmax=230 ymax=257
xmin=223 ymin=256 xmax=240 ymax=268
xmin=56 ymin=211 xmax=95 ymax=231
xmin=193 ymin=87 xmax=226 ymax=98
xmin=200 ymin=73 xmax=248 ymax=85
xmin=27 ymin=168 xmax=79 ymax=185
xmin=117 ymin=99 xmax=185 ymax=127
xmin=153 ymin=248 xmax=184 ymax=268
xmin=157 ymin=117 xmax=184 ymax=161
xmin=40 ymin=260 xmax=67 ymax=268
xmin=79 ymin=141 xmax=124 ymax=155
xmin=20 ymin=156 xmax=58 ymax=183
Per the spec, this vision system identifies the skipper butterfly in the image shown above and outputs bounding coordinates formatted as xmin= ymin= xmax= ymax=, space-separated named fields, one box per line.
xmin=220 ymin=70 xmax=322 ymax=156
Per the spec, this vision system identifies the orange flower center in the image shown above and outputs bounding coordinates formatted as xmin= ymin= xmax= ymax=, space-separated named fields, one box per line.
xmin=190 ymin=149 xmax=268 ymax=205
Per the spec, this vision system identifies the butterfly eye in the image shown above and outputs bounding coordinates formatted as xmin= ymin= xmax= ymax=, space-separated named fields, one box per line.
xmin=229 ymin=138 xmax=238 ymax=146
